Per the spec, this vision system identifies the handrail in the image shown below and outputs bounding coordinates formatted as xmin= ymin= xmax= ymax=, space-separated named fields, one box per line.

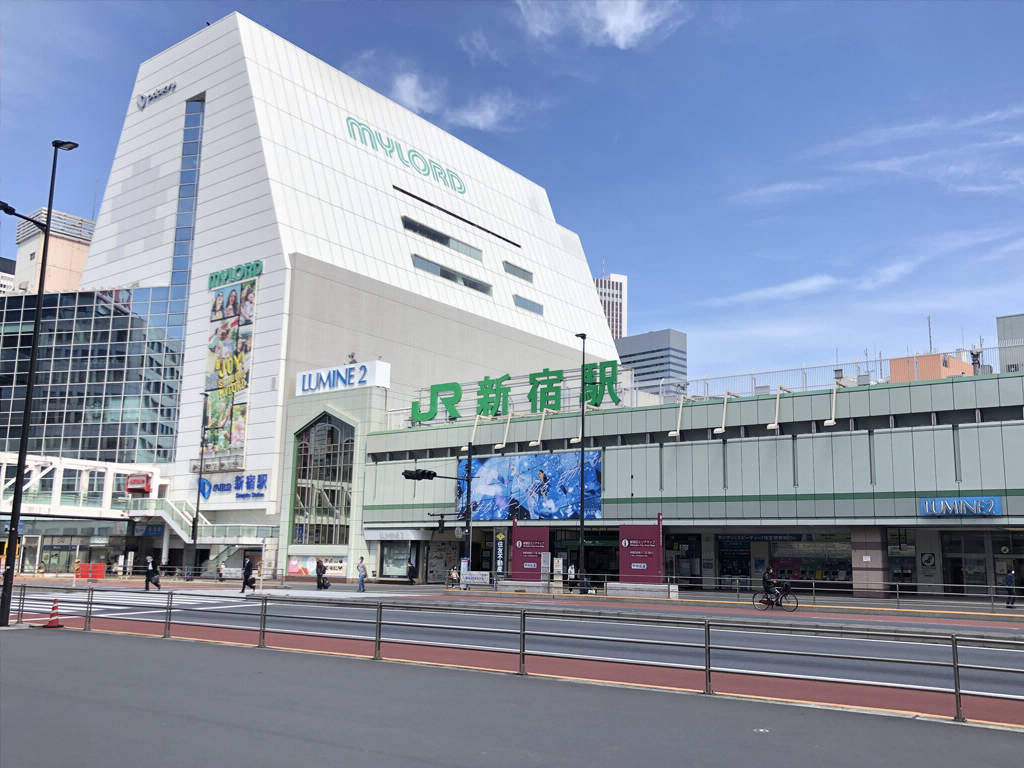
xmin=12 ymin=584 xmax=1024 ymax=726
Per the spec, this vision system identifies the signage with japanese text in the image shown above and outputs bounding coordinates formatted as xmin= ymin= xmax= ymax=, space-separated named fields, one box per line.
xmin=510 ymin=527 xmax=548 ymax=581
xmin=199 ymin=473 xmax=269 ymax=500
xmin=619 ymin=524 xmax=663 ymax=584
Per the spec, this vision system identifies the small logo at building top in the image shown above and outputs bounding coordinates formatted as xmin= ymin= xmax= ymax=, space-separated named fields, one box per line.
xmin=136 ymin=82 xmax=177 ymax=111
xmin=198 ymin=477 xmax=212 ymax=500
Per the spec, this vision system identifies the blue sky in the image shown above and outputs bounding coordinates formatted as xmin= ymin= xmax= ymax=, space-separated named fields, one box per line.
xmin=2 ymin=1 xmax=1022 ymax=376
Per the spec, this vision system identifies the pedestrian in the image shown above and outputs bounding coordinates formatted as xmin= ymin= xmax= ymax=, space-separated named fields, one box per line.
xmin=1006 ymin=569 xmax=1017 ymax=608
xmin=407 ymin=559 xmax=416 ymax=585
xmin=567 ymin=563 xmax=576 ymax=593
xmin=144 ymin=555 xmax=161 ymax=591
xmin=448 ymin=566 xmax=459 ymax=587
xmin=316 ymin=558 xmax=327 ymax=590
xmin=241 ymin=556 xmax=254 ymax=593
xmin=356 ymin=556 xmax=367 ymax=592
xmin=216 ymin=561 xmax=225 ymax=582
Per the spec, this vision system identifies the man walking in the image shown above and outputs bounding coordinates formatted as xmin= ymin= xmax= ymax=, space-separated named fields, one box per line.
xmin=144 ymin=555 xmax=161 ymax=591
xmin=407 ymin=559 xmax=416 ymax=585
xmin=356 ymin=556 xmax=367 ymax=592
xmin=241 ymin=556 xmax=254 ymax=593
xmin=1006 ymin=569 xmax=1016 ymax=608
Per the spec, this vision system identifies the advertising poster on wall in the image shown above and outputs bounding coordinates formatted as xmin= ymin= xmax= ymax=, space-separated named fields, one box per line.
xmin=456 ymin=450 xmax=601 ymax=521
xmin=204 ymin=276 xmax=257 ymax=455
xmin=619 ymin=524 xmax=663 ymax=584
xmin=510 ymin=526 xmax=549 ymax=581
xmin=287 ymin=556 xmax=346 ymax=578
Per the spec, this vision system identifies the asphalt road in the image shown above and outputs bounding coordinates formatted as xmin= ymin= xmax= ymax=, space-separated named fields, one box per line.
xmin=12 ymin=587 xmax=1024 ymax=698
xmin=1 ymin=630 xmax=1019 ymax=768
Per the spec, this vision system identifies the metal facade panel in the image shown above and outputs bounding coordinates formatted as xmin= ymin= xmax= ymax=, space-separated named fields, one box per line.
xmin=889 ymin=386 xmax=912 ymax=414
xmin=976 ymin=378 xmax=1000 ymax=408
xmin=911 ymin=428 xmax=938 ymax=492
xmin=741 ymin=440 xmax=759 ymax=495
xmin=868 ymin=386 xmax=891 ymax=416
xmin=978 ymin=423 xmax=1007 ymax=489
xmin=759 ymin=438 xmax=779 ymax=495
xmin=1001 ymin=422 xmax=1024 ymax=489
xmin=957 ymin=425 xmax=984 ymax=489
xmin=930 ymin=382 xmax=954 ymax=412
xmin=811 ymin=435 xmax=835 ymax=494
xmin=952 ymin=380 xmax=977 ymax=410
xmin=931 ymin=426 xmax=956 ymax=488
xmin=909 ymin=385 xmax=932 ymax=414
xmin=998 ymin=376 xmax=1024 ymax=407
xmin=691 ymin=443 xmax=711 ymax=496
xmin=890 ymin=431 xmax=916 ymax=492
xmin=831 ymin=434 xmax=854 ymax=493
xmin=725 ymin=441 xmax=744 ymax=493
xmin=851 ymin=432 xmax=872 ymax=493
xmin=776 ymin=436 xmax=795 ymax=492
xmin=796 ymin=436 xmax=815 ymax=492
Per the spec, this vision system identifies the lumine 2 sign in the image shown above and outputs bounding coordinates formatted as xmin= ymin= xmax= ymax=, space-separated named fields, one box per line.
xmin=411 ymin=361 xmax=621 ymax=422
xmin=346 ymin=117 xmax=466 ymax=195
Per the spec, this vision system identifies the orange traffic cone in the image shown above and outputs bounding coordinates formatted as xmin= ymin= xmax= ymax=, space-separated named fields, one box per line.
xmin=40 ymin=598 xmax=64 ymax=629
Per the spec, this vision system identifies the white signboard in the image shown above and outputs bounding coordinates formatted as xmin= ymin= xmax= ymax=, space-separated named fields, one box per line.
xmin=296 ymin=360 xmax=391 ymax=396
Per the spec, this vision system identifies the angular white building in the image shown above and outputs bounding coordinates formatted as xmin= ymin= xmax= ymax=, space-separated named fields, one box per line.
xmin=82 ymin=12 xmax=616 ymax=548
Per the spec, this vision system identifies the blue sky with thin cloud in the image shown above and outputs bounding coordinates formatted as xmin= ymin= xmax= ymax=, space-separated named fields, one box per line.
xmin=2 ymin=1 xmax=1022 ymax=374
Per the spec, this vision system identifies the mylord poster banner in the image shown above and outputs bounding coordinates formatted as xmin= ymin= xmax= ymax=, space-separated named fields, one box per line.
xmin=619 ymin=524 xmax=663 ymax=584
xmin=457 ymin=450 xmax=601 ymax=521
xmin=510 ymin=527 xmax=549 ymax=581
xmin=204 ymin=268 xmax=258 ymax=456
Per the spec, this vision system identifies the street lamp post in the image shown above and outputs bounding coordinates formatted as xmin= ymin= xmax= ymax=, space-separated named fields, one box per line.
xmin=190 ymin=391 xmax=210 ymax=575
xmin=0 ymin=140 xmax=77 ymax=627
xmin=575 ymin=332 xmax=587 ymax=575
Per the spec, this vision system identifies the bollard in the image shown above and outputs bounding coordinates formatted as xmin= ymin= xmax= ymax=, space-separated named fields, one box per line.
xmin=896 ymin=582 xmax=900 ymax=608
xmin=257 ymin=595 xmax=268 ymax=648
xmin=990 ymin=586 xmax=995 ymax=613
xmin=84 ymin=588 xmax=94 ymax=631
xmin=519 ymin=610 xmax=527 ymax=676
xmin=951 ymin=634 xmax=965 ymax=723
xmin=162 ymin=592 xmax=174 ymax=638
xmin=812 ymin=580 xmax=816 ymax=606
xmin=373 ymin=602 xmax=383 ymax=660
xmin=704 ymin=618 xmax=713 ymax=695
xmin=16 ymin=584 xmax=26 ymax=623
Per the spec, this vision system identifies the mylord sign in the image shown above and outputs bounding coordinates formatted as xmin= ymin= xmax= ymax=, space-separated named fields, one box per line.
xmin=209 ymin=260 xmax=263 ymax=289
xmin=346 ymin=116 xmax=466 ymax=195
xmin=295 ymin=361 xmax=391 ymax=396
xmin=919 ymin=496 xmax=1003 ymax=517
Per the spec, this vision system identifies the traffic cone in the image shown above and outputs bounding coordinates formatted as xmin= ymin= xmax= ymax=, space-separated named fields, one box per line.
xmin=40 ymin=598 xmax=64 ymax=629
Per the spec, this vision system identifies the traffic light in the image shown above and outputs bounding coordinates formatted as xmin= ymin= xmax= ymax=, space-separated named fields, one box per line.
xmin=402 ymin=469 xmax=437 ymax=481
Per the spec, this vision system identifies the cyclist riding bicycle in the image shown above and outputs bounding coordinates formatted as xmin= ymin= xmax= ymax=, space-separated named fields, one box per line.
xmin=762 ymin=567 xmax=781 ymax=606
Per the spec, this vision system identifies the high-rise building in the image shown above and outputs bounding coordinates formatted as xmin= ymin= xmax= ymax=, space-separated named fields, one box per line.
xmin=594 ymin=273 xmax=628 ymax=339
xmin=0 ymin=258 xmax=14 ymax=295
xmin=997 ymin=313 xmax=1024 ymax=374
xmin=14 ymin=209 xmax=94 ymax=294
xmin=615 ymin=328 xmax=687 ymax=396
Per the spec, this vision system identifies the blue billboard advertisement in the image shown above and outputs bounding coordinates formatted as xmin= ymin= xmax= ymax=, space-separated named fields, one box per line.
xmin=456 ymin=450 xmax=602 ymax=521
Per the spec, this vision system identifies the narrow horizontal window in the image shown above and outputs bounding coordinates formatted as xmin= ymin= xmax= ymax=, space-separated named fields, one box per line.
xmin=513 ymin=295 xmax=543 ymax=315
xmin=401 ymin=216 xmax=482 ymax=261
xmin=393 ymin=185 xmax=521 ymax=248
xmin=411 ymin=254 xmax=492 ymax=296
xmin=503 ymin=261 xmax=533 ymax=282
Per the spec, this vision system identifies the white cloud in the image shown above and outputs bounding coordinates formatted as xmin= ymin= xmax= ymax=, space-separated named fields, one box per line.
xmin=389 ymin=72 xmax=446 ymax=115
xmin=731 ymin=180 xmax=828 ymax=205
xmin=516 ymin=0 xmax=693 ymax=50
xmin=459 ymin=29 xmax=500 ymax=63
xmin=444 ymin=92 xmax=522 ymax=132
xmin=705 ymin=274 xmax=840 ymax=307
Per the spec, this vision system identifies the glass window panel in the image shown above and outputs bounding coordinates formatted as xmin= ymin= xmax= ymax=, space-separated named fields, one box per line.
xmin=174 ymin=226 xmax=192 ymax=242
xmin=179 ymin=170 xmax=197 ymax=185
xmin=185 ymin=100 xmax=205 ymax=114
xmin=176 ymin=213 xmax=194 ymax=228
xmin=184 ymin=113 xmax=202 ymax=128
xmin=178 ymin=184 xmax=196 ymax=198
xmin=181 ymin=155 xmax=198 ymax=171
xmin=182 ymin=141 xmax=200 ymax=156
xmin=173 ymin=241 xmax=191 ymax=257
xmin=171 ymin=271 xmax=189 ymax=286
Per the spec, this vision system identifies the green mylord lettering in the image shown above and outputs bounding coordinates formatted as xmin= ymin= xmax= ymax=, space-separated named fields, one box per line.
xmin=208 ymin=260 xmax=263 ymax=290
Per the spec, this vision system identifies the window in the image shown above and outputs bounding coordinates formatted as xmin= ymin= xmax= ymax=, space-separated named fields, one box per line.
xmin=411 ymin=254 xmax=492 ymax=295
xmin=513 ymin=294 xmax=543 ymax=315
xmin=401 ymin=216 xmax=482 ymax=261
xmin=503 ymin=261 xmax=533 ymax=282
xmin=291 ymin=414 xmax=354 ymax=546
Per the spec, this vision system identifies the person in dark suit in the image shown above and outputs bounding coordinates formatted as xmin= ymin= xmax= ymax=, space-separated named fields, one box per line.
xmin=241 ymin=557 xmax=254 ymax=593
xmin=407 ymin=560 xmax=416 ymax=585
xmin=144 ymin=555 xmax=161 ymax=591
xmin=315 ymin=558 xmax=327 ymax=590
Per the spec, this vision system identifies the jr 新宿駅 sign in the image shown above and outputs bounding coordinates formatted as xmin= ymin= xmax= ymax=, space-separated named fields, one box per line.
xmin=918 ymin=496 xmax=1002 ymax=517
xmin=296 ymin=360 xmax=391 ymax=396
xmin=411 ymin=360 xmax=622 ymax=423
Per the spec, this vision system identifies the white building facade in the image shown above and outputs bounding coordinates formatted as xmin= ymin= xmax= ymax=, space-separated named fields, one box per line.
xmin=79 ymin=13 xmax=616 ymax=570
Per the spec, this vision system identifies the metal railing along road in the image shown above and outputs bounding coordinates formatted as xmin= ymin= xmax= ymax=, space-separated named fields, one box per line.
xmin=9 ymin=584 xmax=1023 ymax=725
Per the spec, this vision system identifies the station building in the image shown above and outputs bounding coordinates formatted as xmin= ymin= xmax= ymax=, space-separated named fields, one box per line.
xmin=3 ymin=13 xmax=1022 ymax=593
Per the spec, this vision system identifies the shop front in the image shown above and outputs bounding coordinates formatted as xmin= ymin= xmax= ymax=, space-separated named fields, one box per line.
xmin=715 ymin=531 xmax=853 ymax=589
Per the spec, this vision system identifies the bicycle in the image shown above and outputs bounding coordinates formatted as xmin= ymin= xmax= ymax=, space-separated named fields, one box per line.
xmin=753 ymin=581 xmax=798 ymax=612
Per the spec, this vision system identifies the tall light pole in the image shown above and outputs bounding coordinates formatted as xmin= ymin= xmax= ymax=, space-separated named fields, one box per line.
xmin=190 ymin=391 xmax=210 ymax=574
xmin=0 ymin=140 xmax=78 ymax=626
xmin=575 ymin=332 xmax=587 ymax=575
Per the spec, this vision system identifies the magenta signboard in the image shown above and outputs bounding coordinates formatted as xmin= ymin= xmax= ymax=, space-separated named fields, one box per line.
xmin=510 ymin=527 xmax=549 ymax=581
xmin=619 ymin=524 xmax=662 ymax=583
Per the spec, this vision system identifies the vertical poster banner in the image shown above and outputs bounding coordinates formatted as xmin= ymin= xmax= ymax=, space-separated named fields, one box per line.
xmin=510 ymin=527 xmax=549 ymax=581
xmin=205 ymin=277 xmax=257 ymax=456
xmin=619 ymin=524 xmax=663 ymax=584
xmin=494 ymin=530 xmax=507 ymax=578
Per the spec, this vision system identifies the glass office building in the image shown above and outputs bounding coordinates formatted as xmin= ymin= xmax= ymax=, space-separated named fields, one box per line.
xmin=0 ymin=288 xmax=184 ymax=462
